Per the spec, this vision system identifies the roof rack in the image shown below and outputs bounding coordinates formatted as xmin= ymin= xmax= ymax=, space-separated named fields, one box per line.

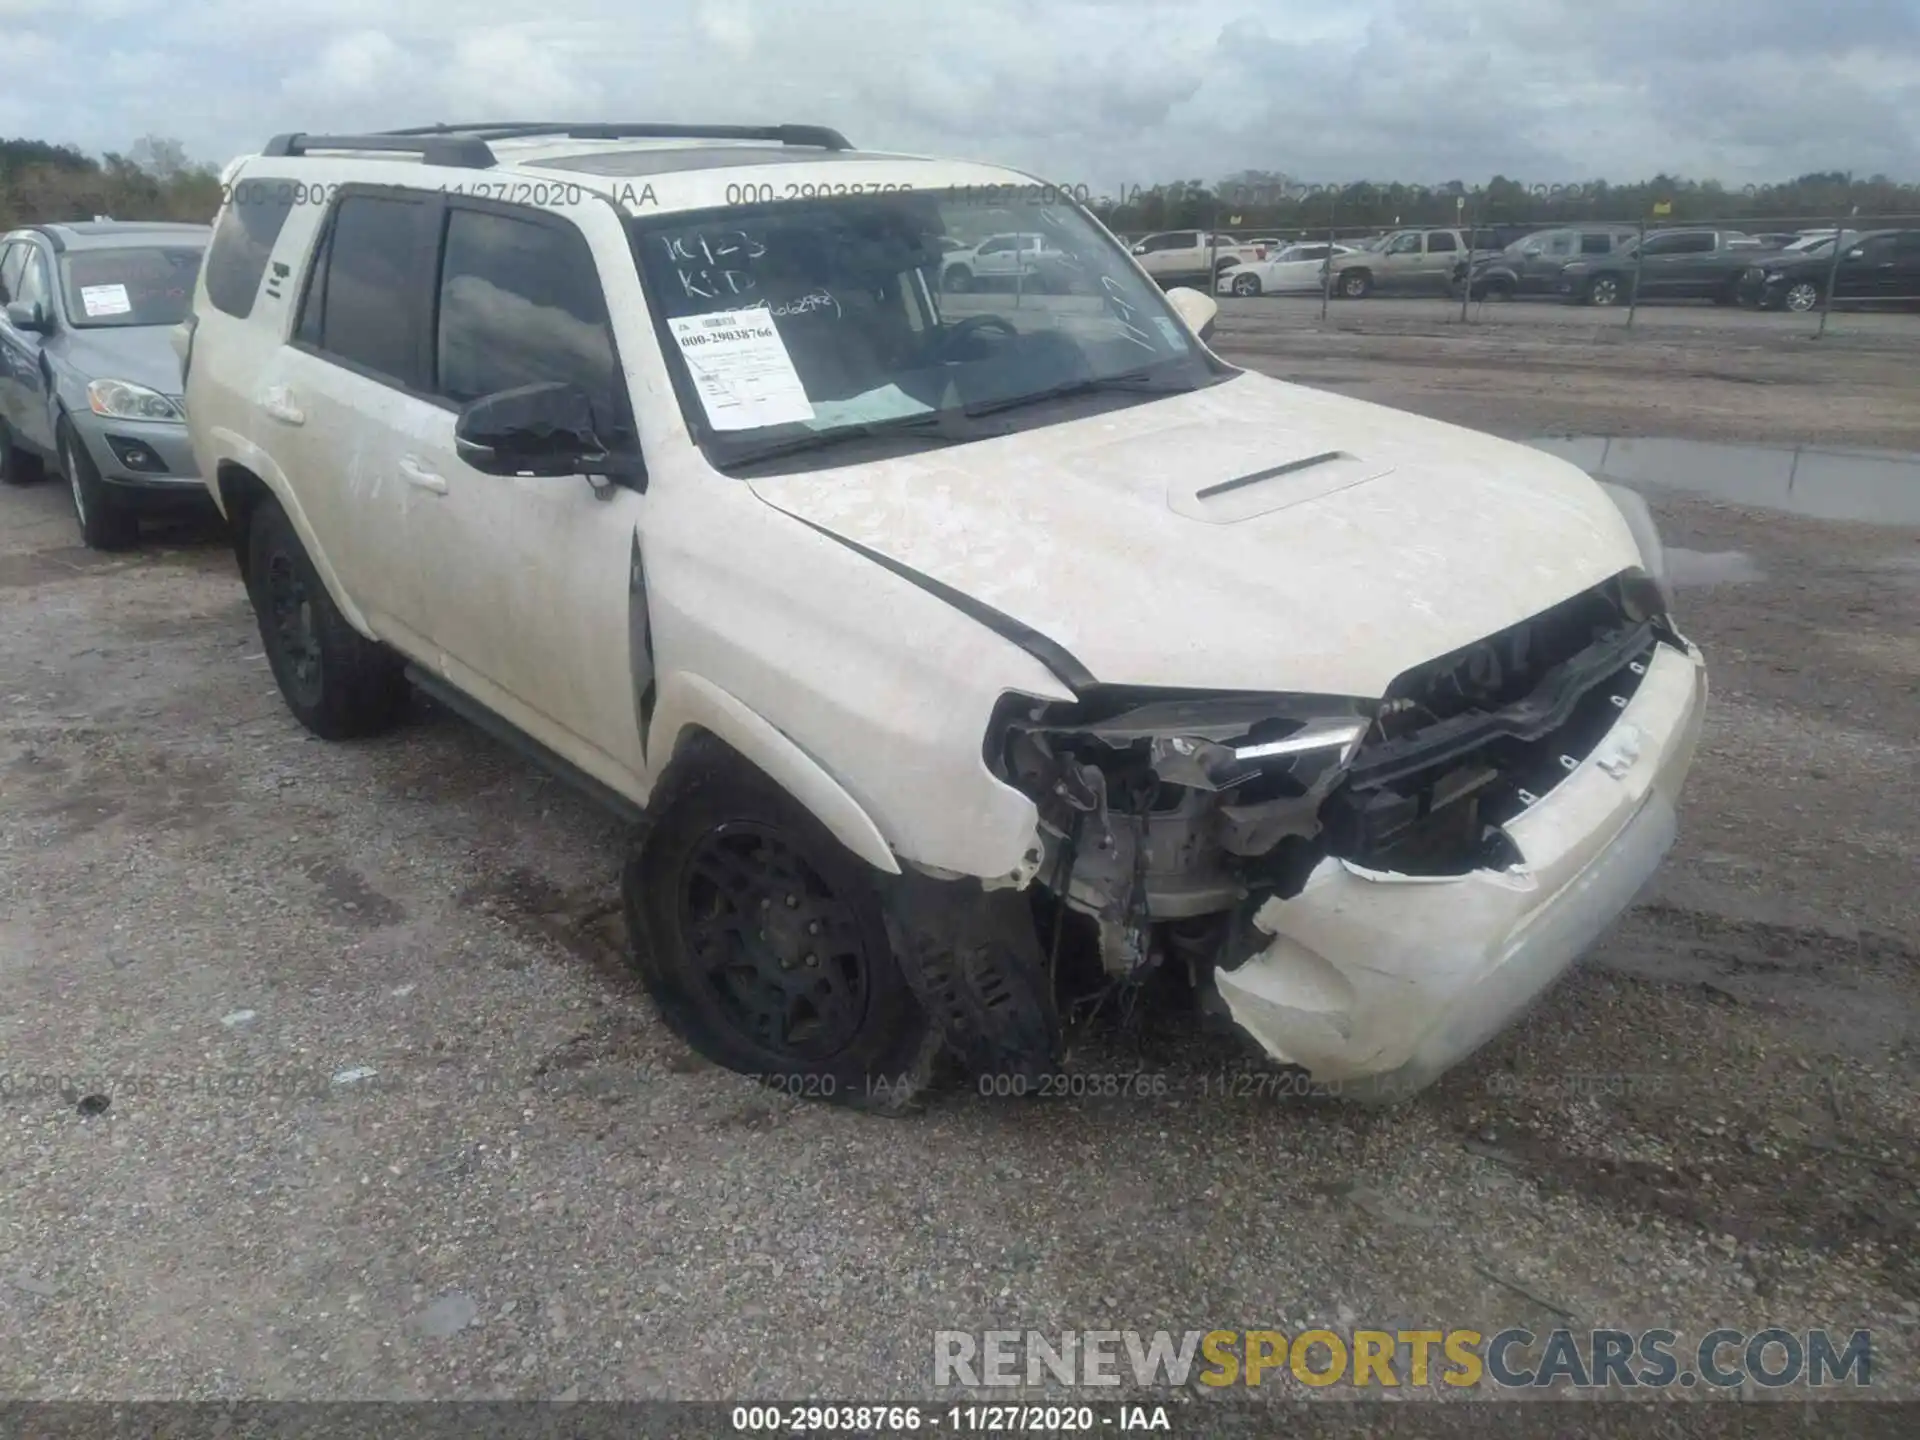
xmin=262 ymin=132 xmax=496 ymax=167
xmin=261 ymin=122 xmax=854 ymax=170
xmin=384 ymin=122 xmax=853 ymax=151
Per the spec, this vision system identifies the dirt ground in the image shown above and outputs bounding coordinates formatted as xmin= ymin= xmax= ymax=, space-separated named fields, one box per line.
xmin=1 ymin=306 xmax=1916 ymax=1410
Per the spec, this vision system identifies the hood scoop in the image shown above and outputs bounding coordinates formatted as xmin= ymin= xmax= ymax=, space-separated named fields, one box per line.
xmin=1169 ymin=446 xmax=1395 ymax=524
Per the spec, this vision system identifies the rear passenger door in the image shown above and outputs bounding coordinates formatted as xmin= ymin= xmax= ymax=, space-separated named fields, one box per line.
xmin=1634 ymin=231 xmax=1710 ymax=296
xmin=403 ymin=196 xmax=651 ymax=791
xmin=269 ymin=187 xmax=441 ymax=653
xmin=1418 ymin=231 xmax=1459 ymax=291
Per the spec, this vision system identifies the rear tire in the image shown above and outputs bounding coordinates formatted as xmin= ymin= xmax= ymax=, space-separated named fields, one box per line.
xmin=624 ymin=749 xmax=939 ymax=1112
xmin=59 ymin=421 xmax=138 ymax=550
xmin=244 ymin=497 xmax=408 ymax=739
xmin=0 ymin=418 xmax=44 ymax=487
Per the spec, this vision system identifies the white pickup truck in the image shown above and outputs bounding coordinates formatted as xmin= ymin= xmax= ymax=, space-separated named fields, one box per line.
xmin=1128 ymin=230 xmax=1267 ymax=286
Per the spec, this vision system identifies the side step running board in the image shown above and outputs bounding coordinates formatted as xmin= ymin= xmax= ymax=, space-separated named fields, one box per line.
xmin=404 ymin=665 xmax=649 ymax=827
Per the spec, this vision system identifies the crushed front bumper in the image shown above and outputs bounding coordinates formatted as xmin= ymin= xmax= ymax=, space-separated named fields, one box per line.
xmin=1211 ymin=637 xmax=1707 ymax=1099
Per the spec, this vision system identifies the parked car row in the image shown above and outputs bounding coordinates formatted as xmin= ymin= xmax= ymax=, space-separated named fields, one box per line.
xmin=0 ymin=125 xmax=1708 ymax=1114
xmin=1206 ymin=221 xmax=1920 ymax=313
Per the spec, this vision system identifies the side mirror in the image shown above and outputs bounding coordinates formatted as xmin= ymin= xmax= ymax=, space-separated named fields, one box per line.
xmin=453 ymin=381 xmax=639 ymax=485
xmin=1845 ymin=248 xmax=1865 ymax=260
xmin=1522 ymin=245 xmax=1543 ymax=257
xmin=1164 ymin=286 xmax=1218 ymax=342
xmin=6 ymin=300 xmax=49 ymax=333
xmin=1131 ymin=243 xmax=1147 ymax=254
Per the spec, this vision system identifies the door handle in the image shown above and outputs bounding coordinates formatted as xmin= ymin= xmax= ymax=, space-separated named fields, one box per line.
xmin=399 ymin=456 xmax=447 ymax=494
xmin=261 ymin=387 xmax=304 ymax=425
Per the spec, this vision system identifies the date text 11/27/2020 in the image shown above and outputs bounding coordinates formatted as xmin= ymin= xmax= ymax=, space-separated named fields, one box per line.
xmin=751 ymin=1069 xmax=1351 ymax=1103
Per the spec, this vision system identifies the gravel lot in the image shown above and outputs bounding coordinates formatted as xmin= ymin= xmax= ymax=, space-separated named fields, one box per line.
xmin=2 ymin=305 xmax=1916 ymax=1407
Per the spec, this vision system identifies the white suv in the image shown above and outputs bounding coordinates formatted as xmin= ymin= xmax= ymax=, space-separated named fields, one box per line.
xmin=181 ymin=122 xmax=1707 ymax=1109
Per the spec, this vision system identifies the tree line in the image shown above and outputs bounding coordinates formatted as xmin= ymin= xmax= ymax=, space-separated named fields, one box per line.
xmin=1093 ymin=171 xmax=1920 ymax=236
xmin=0 ymin=136 xmax=220 ymax=232
xmin=4 ymin=135 xmax=1914 ymax=239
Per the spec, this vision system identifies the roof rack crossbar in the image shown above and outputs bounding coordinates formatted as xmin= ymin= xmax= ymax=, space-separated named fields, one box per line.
xmin=261 ymin=133 xmax=497 ymax=168
xmin=377 ymin=121 xmax=853 ymax=151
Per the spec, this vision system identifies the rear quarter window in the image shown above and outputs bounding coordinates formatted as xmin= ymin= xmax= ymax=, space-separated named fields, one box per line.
xmin=205 ymin=178 xmax=298 ymax=318
xmin=295 ymin=192 xmax=436 ymax=388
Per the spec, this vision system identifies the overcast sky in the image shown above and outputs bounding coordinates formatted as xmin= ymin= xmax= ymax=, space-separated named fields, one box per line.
xmin=3 ymin=0 xmax=1916 ymax=188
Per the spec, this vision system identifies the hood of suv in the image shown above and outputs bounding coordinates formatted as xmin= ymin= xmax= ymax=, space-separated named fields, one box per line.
xmin=744 ymin=372 xmax=1642 ymax=696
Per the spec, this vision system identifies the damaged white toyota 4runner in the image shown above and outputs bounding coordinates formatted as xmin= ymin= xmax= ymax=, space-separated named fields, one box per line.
xmin=181 ymin=123 xmax=1706 ymax=1107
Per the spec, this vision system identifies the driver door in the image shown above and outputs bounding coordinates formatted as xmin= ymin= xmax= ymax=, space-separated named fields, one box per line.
xmin=0 ymin=242 xmax=58 ymax=452
xmin=972 ymin=236 xmax=1017 ymax=283
xmin=1376 ymin=231 xmax=1424 ymax=291
xmin=401 ymin=193 xmax=651 ymax=791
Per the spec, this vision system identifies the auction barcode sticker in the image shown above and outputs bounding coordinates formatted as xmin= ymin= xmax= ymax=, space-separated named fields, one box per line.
xmin=668 ymin=308 xmax=813 ymax=430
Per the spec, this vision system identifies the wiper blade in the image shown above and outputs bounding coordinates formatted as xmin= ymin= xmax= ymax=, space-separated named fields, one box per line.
xmin=962 ymin=369 xmax=1195 ymax=419
xmin=722 ymin=410 xmax=988 ymax=467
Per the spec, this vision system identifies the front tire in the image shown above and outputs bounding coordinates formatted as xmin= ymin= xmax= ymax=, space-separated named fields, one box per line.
xmin=244 ymin=497 xmax=408 ymax=739
xmin=1784 ymin=280 xmax=1822 ymax=313
xmin=1230 ymin=272 xmax=1261 ymax=297
xmin=624 ymin=751 xmax=938 ymax=1111
xmin=1339 ymin=269 xmax=1373 ymax=299
xmin=59 ymin=421 xmax=138 ymax=550
xmin=1586 ymin=273 xmax=1626 ymax=307
xmin=942 ymin=265 xmax=972 ymax=293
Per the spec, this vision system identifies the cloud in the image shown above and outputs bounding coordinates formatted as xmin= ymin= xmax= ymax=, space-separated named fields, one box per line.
xmin=3 ymin=0 xmax=1914 ymax=186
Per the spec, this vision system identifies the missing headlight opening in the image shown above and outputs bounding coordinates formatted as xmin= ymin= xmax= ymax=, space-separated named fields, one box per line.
xmin=983 ymin=570 xmax=1681 ymax=994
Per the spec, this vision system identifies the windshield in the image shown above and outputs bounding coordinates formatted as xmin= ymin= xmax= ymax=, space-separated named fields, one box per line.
xmin=631 ymin=190 xmax=1226 ymax=469
xmin=1784 ymin=232 xmax=1853 ymax=255
xmin=60 ymin=245 xmax=203 ymax=328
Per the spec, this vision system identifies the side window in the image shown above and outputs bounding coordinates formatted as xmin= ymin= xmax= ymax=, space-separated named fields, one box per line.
xmin=1425 ymin=231 xmax=1458 ymax=253
xmin=296 ymin=193 xmax=434 ymax=386
xmin=0 ymin=242 xmax=22 ymax=303
xmin=1167 ymin=232 xmax=1199 ymax=249
xmin=1892 ymin=233 xmax=1920 ymax=257
xmin=978 ymin=237 xmax=1011 ymax=255
xmin=205 ymin=179 xmax=298 ymax=318
xmin=1386 ymin=233 xmax=1421 ymax=255
xmin=1646 ymin=232 xmax=1714 ymax=255
xmin=434 ymin=206 xmax=624 ymax=439
xmin=1580 ymin=232 xmax=1615 ymax=255
xmin=1546 ymin=233 xmax=1574 ymax=256
xmin=15 ymin=246 xmax=51 ymax=311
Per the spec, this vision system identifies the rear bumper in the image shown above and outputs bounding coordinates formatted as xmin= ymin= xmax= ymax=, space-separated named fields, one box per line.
xmin=1212 ymin=637 xmax=1707 ymax=1099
